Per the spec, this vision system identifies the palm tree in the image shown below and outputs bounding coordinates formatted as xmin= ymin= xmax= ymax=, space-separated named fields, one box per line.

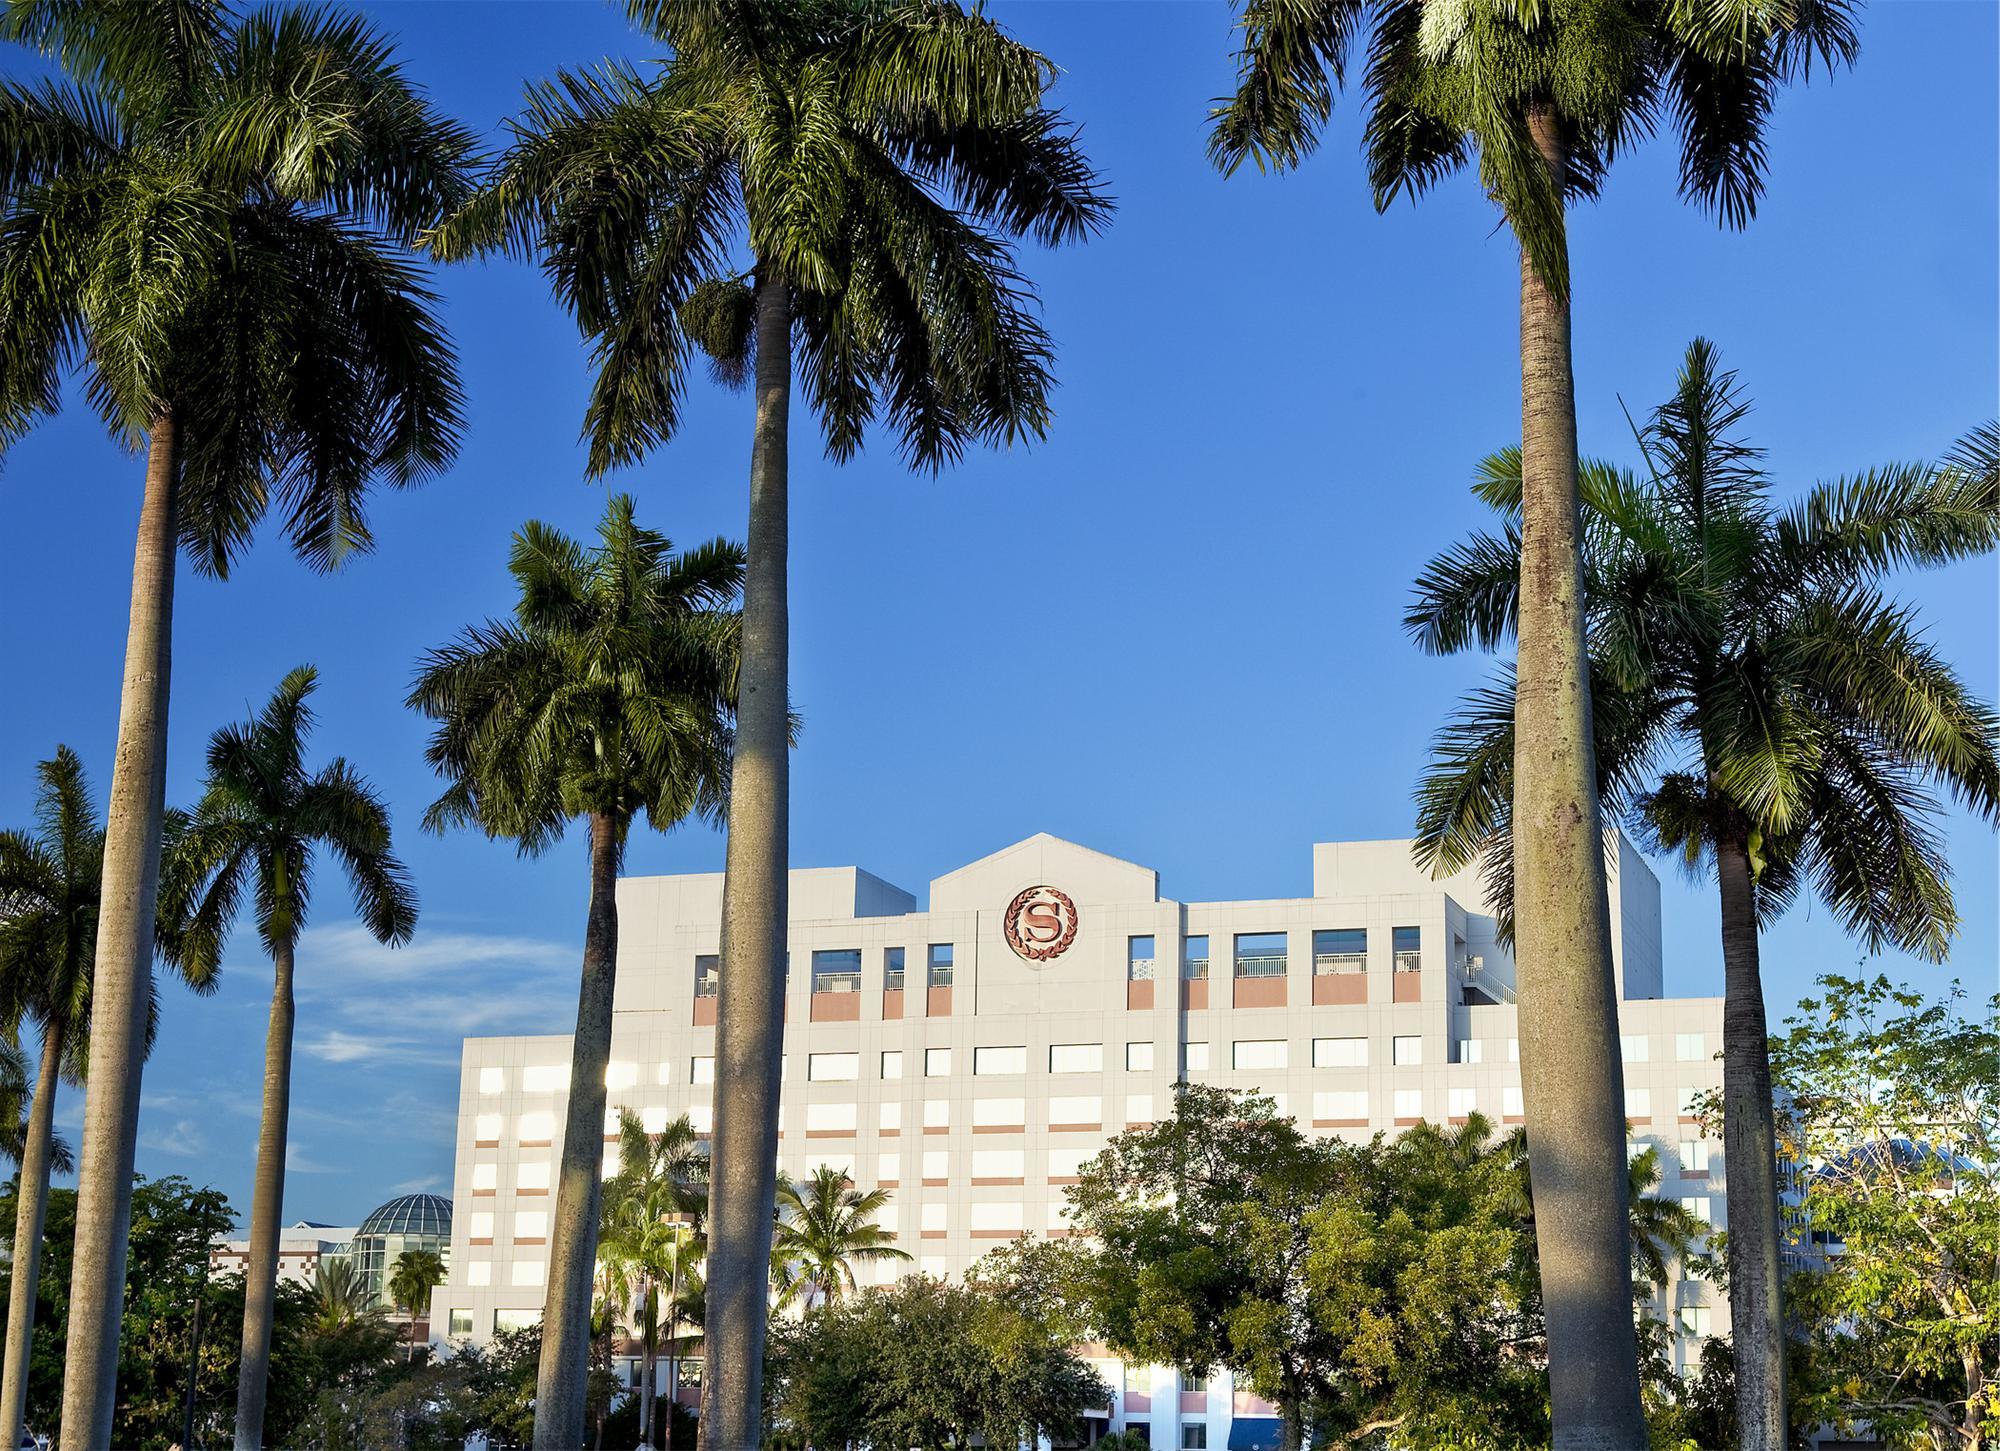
xmin=0 ymin=7 xmax=470 ymax=1438
xmin=770 ymin=1165 xmax=911 ymax=1313
xmin=1209 ymin=8 xmax=1857 ymax=1444
xmin=1624 ymin=1148 xmax=1705 ymax=1303
xmin=1410 ymin=340 xmax=2000 ymax=1444
xmin=388 ymin=1249 xmax=448 ymax=1364
xmin=598 ymin=1108 xmax=708 ymax=1450
xmin=158 ymin=667 xmax=417 ymax=1451
xmin=409 ymin=493 xmax=744 ymax=1449
xmin=0 ymin=747 xmax=213 ymax=1449
xmin=430 ymin=12 xmax=1107 ymax=1444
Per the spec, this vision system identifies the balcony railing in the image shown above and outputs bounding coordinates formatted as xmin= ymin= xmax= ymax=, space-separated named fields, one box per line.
xmin=883 ymin=971 xmax=905 ymax=992
xmin=1312 ymin=952 xmax=1366 ymax=975
xmin=693 ymin=979 xmax=719 ymax=999
xmin=812 ymin=974 xmax=861 ymax=995
xmin=1233 ymin=953 xmax=1287 ymax=978
xmin=1128 ymin=957 xmax=1156 ymax=981
xmin=1182 ymin=958 xmax=1209 ymax=981
xmin=1394 ymin=951 xmax=1423 ymax=974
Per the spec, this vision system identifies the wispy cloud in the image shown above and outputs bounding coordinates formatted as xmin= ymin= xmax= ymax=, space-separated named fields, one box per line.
xmin=391 ymin=1173 xmax=443 ymax=1194
xmin=142 ymin=1118 xmax=205 ymax=1157
xmin=288 ymin=1143 xmax=334 ymax=1174
xmin=293 ymin=922 xmax=573 ymax=984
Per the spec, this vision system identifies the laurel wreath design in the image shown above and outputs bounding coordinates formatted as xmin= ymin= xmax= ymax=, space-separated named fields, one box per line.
xmin=1003 ymin=885 xmax=1079 ymax=962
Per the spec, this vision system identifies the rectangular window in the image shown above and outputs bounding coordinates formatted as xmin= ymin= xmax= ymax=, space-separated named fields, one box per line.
xmin=1447 ymin=1087 xmax=1477 ymax=1118
xmin=1182 ymin=1425 xmax=1208 ymax=1450
xmin=1393 ymin=1088 xmax=1423 ymax=1120
xmin=923 ymin=1100 xmax=949 ymax=1129
xmin=518 ymin=1161 xmax=550 ymax=1190
xmin=447 ymin=1309 xmax=473 ymax=1337
xmin=1125 ymin=1092 xmax=1154 ymax=1124
xmin=927 ymin=943 xmax=954 ymax=988
xmin=514 ymin=1209 xmax=548 ymax=1239
xmin=1685 ymin=1196 xmax=1712 ymax=1226
xmin=1676 ymin=1033 xmax=1706 ymax=1062
xmin=974 ymin=1045 xmax=1028 ymax=1075
xmin=1621 ymin=1033 xmax=1651 ymax=1062
xmin=688 ymin=1103 xmax=712 ymax=1134
xmin=694 ymin=954 xmax=719 ymax=998
xmin=1128 ymin=935 xmax=1157 ymax=981
xmin=1181 ymin=1041 xmax=1209 ymax=1073
xmin=971 ymin=1148 xmax=1025 ymax=1180
xmin=879 ymin=1102 xmax=902 ymax=1132
xmin=471 ymin=1163 xmax=497 ymax=1191
xmin=1392 ymin=926 xmax=1422 ymax=973
xmin=1048 ymin=1144 xmax=1092 ymax=1180
xmin=1126 ymin=1041 xmax=1155 ymax=1072
xmin=1508 ymin=1038 xmax=1519 ymax=1063
xmin=924 ymin=1047 xmax=952 ymax=1077
xmin=1678 ymin=1305 xmax=1712 ymax=1338
xmin=881 ymin=1050 xmax=903 ymax=1080
xmin=1231 ymin=1039 xmax=1288 ymax=1071
xmin=691 ymin=1056 xmax=715 ymax=1085
xmin=1626 ymin=1086 xmax=1653 ymax=1120
xmin=1233 ymin=932 xmax=1287 ymax=979
xmin=477 ymin=1066 xmax=504 ymax=1095
xmin=466 ymin=1260 xmax=491 ymax=1287
xmin=1456 ymin=1039 xmax=1485 ymax=1064
xmin=1680 ymin=1139 xmax=1711 ymax=1173
xmin=884 ymin=946 xmax=906 ymax=992
xmin=1312 ymin=1037 xmax=1367 ymax=1068
xmin=522 ymin=1064 xmax=569 ymax=1093
xmin=495 ymin=1308 xmax=538 ymax=1332
xmin=1311 ymin=928 xmax=1366 ymax=975
xmin=1313 ymin=1089 xmax=1367 ymax=1122
xmin=969 ymin=1202 xmax=1023 ymax=1233
xmin=972 ymin=1097 xmax=1026 ymax=1128
xmin=805 ymin=1102 xmax=858 ymax=1134
xmin=1503 ymin=1085 xmax=1523 ymax=1116
xmin=1049 ymin=1095 xmax=1102 ymax=1127
xmin=474 ymin=1112 xmax=502 ymax=1142
xmin=511 ymin=1259 xmax=545 ymax=1288
xmin=469 ymin=1210 xmax=495 ymax=1239
xmin=807 ymin=1052 xmax=860 ymax=1082
xmin=517 ymin=1110 xmax=555 ymax=1142
xmin=605 ymin=1061 xmax=638 ymax=1090
xmin=1049 ymin=1043 xmax=1104 ymax=1074
xmin=1182 ymin=935 xmax=1210 ymax=981
xmin=1679 ymin=1086 xmax=1704 ymax=1118
xmin=1391 ymin=1035 xmax=1423 ymax=1066
xmin=877 ymin=1151 xmax=900 ymax=1183
xmin=872 ymin=1203 xmax=897 ymax=1234
xmin=810 ymin=949 xmax=862 ymax=995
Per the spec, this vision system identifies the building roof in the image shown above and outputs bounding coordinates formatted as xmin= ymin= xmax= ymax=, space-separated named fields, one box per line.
xmin=355 ymin=1193 xmax=451 ymax=1239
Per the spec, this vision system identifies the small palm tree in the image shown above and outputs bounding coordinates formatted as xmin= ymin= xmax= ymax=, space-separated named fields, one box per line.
xmin=309 ymin=1258 xmax=380 ymax=1335
xmin=770 ymin=1166 xmax=911 ymax=1313
xmin=0 ymin=8 xmax=470 ymax=1438
xmin=599 ymin=1108 xmax=708 ymax=1451
xmin=159 ymin=668 xmax=417 ymax=1451
xmin=1624 ymin=1148 xmax=1706 ymax=1303
xmin=1210 ymin=10 xmax=1858 ymax=1445
xmin=1411 ymin=340 xmax=2000 ymax=1441
xmin=410 ymin=494 xmax=743 ymax=1448
xmin=387 ymin=1249 xmax=448 ymax=1364
xmin=431 ymin=11 xmax=1108 ymax=1443
xmin=0 ymin=747 xmax=213 ymax=1449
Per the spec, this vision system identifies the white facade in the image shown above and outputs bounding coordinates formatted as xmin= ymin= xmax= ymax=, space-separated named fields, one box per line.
xmin=437 ymin=833 xmax=1727 ymax=1442
xmin=209 ymin=1220 xmax=359 ymax=1287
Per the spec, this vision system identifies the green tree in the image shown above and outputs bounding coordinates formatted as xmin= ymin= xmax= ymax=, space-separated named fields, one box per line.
xmin=765 ymin=1274 xmax=1109 ymax=1451
xmin=0 ymin=747 xmax=213 ymax=1448
xmin=0 ymin=6 xmax=470 ymax=1438
xmin=158 ymin=666 xmax=417 ymax=1449
xmin=1410 ymin=340 xmax=2000 ymax=1445
xmin=1773 ymin=975 xmax=2000 ymax=1450
xmin=771 ymin=1164 xmax=911 ymax=1313
xmin=410 ymin=493 xmax=743 ymax=1448
xmin=1209 ymin=9 xmax=1858 ymax=1444
xmin=303 ymin=1258 xmax=400 ymax=1377
xmin=388 ymin=1249 xmax=448 ymax=1365
xmin=430 ymin=8 xmax=1108 ymax=1442
xmin=598 ymin=1107 xmax=708 ymax=1450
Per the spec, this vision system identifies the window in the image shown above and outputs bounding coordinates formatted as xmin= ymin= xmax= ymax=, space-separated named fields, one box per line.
xmin=1050 ymin=1043 xmax=1104 ymax=1074
xmin=969 ymin=1202 xmax=1024 ymax=1233
xmin=447 ymin=1309 xmax=473 ymax=1337
xmin=518 ymin=1161 xmax=550 ymax=1190
xmin=471 ymin=1163 xmax=497 ymax=1191
xmin=1677 ymin=1305 xmax=1712 ymax=1338
xmin=1391 ymin=1035 xmax=1423 ymax=1066
xmin=881 ymin=1050 xmax=904 ymax=1080
xmin=1181 ymin=1041 xmax=1209 ymax=1073
xmin=927 ymin=943 xmax=954 ymax=988
xmin=495 ymin=1308 xmax=538 ymax=1333
xmin=688 ymin=1104 xmax=712 ymax=1134
xmin=1503 ymin=1085 xmax=1523 ymax=1116
xmin=1457 ymin=1039 xmax=1485 ymax=1064
xmin=1311 ymin=928 xmax=1366 ymax=975
xmin=973 ymin=1097 xmax=1026 ymax=1128
xmin=694 ymin=954 xmax=719 ymax=997
xmin=1680 ymin=1139 xmax=1711 ymax=1173
xmin=691 ymin=1056 xmax=715 ymax=1085
xmin=1313 ymin=1037 xmax=1367 ymax=1068
xmin=1621 ymin=1033 xmax=1651 ymax=1062
xmin=514 ymin=1209 xmax=548 ymax=1239
xmin=974 ymin=1045 xmax=1028 ymax=1075
xmin=1393 ymin=1088 xmax=1422 ymax=1120
xmin=884 ymin=946 xmax=906 ymax=991
xmin=878 ymin=1152 xmax=900 ymax=1183
xmin=1392 ymin=926 xmax=1422 ymax=972
xmin=1126 ymin=1041 xmax=1154 ymax=1072
xmin=517 ymin=1111 xmax=555 ymax=1142
xmin=522 ymin=1064 xmax=569 ymax=1093
xmin=972 ymin=1147 xmax=1026 ymax=1179
xmin=1125 ymin=1092 xmax=1154 ymax=1123
xmin=1313 ymin=1089 xmax=1367 ymax=1121
xmin=469 ymin=1210 xmax=495 ymax=1239
xmin=1049 ymin=1095 xmax=1102 ymax=1127
xmin=1181 ymin=1425 xmax=1208 ymax=1449
xmin=922 ymin=1151 xmax=950 ymax=1184
xmin=1128 ymin=935 xmax=1157 ymax=981
xmin=805 ymin=1102 xmax=858 ymax=1134
xmin=1233 ymin=932 xmax=1287 ymax=978
xmin=512 ymin=1260 xmax=545 ymax=1287
xmin=1676 ymin=1033 xmax=1707 ymax=1063
xmin=924 ymin=1047 xmax=952 ymax=1077
xmin=474 ymin=1113 xmax=502 ymax=1142
xmin=808 ymin=1052 xmax=860 ymax=1082
xmin=880 ymin=1102 xmax=902 ymax=1131
xmin=1508 ymin=1037 xmax=1520 ymax=1063
xmin=1679 ymin=1086 xmax=1704 ymax=1118
xmin=606 ymin=1060 xmax=638 ymax=1089
xmin=1625 ymin=1086 xmax=1653 ymax=1120
xmin=921 ymin=1202 xmax=948 ymax=1233
xmin=871 ymin=1203 xmax=897 ymax=1233
xmin=923 ymin=1100 xmax=950 ymax=1130
xmin=478 ymin=1066 xmax=504 ymax=1094
xmin=811 ymin=949 xmax=862 ymax=995
xmin=1448 ymin=1087 xmax=1477 ymax=1118
xmin=1048 ymin=1144 xmax=1092 ymax=1179
xmin=1182 ymin=935 xmax=1210 ymax=981
xmin=466 ymin=1260 xmax=491 ymax=1287
xmin=1232 ymin=1039 xmax=1288 ymax=1071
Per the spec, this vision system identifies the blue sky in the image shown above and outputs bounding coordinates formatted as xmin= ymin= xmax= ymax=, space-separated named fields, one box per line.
xmin=0 ymin=1 xmax=1993 ymax=1227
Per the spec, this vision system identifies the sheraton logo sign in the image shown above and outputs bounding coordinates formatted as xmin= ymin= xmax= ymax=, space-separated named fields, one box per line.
xmin=1003 ymin=884 xmax=1079 ymax=962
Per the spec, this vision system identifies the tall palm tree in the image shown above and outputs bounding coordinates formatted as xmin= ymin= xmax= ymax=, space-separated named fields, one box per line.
xmin=1410 ymin=340 xmax=2000 ymax=1445
xmin=388 ymin=1248 xmax=448 ymax=1364
xmin=1209 ymin=8 xmax=1857 ymax=1445
xmin=430 ymin=12 xmax=1107 ymax=1444
xmin=0 ymin=747 xmax=213 ymax=1450
xmin=770 ymin=1165 xmax=911 ymax=1313
xmin=0 ymin=7 xmax=470 ymax=1438
xmin=158 ymin=666 xmax=417 ymax=1451
xmin=409 ymin=494 xmax=744 ymax=1449
xmin=598 ymin=1107 xmax=708 ymax=1450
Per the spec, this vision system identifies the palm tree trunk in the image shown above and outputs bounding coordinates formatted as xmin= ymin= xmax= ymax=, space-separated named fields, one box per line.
xmin=1716 ymin=833 xmax=1786 ymax=1451
xmin=0 ymin=1022 xmax=63 ymax=1449
xmin=662 ymin=1303 xmax=677 ymax=1451
xmin=60 ymin=413 xmax=181 ymax=1451
xmin=233 ymin=935 xmax=299 ymax=1450
xmin=1511 ymin=104 xmax=1646 ymax=1451
xmin=700 ymin=265 xmax=793 ymax=1451
xmin=641 ymin=1278 xmax=657 ymax=1447
xmin=534 ymin=809 xmax=622 ymax=1449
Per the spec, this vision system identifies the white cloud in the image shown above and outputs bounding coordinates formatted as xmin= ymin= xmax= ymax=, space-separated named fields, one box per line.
xmin=141 ymin=1118 xmax=204 ymax=1156
xmin=293 ymin=922 xmax=573 ymax=985
xmin=391 ymin=1173 xmax=443 ymax=1194
xmin=287 ymin=1143 xmax=334 ymax=1173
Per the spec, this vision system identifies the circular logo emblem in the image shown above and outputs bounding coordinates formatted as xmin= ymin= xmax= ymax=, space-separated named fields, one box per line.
xmin=1003 ymin=885 xmax=1079 ymax=962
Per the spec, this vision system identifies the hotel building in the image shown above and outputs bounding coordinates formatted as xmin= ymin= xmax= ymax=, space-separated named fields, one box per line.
xmin=436 ymin=832 xmax=1728 ymax=1447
